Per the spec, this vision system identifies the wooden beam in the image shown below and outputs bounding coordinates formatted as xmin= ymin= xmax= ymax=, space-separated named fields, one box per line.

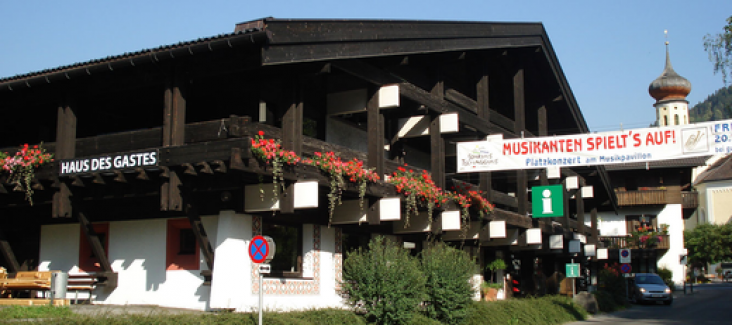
xmin=185 ymin=202 xmax=215 ymax=272
xmin=78 ymin=211 xmax=113 ymax=273
xmin=0 ymin=226 xmax=20 ymax=273
xmin=577 ymin=178 xmax=586 ymax=235
xmin=280 ymin=81 xmax=304 ymax=215
xmin=367 ymin=86 xmax=385 ymax=177
xmin=332 ymin=60 xmax=508 ymax=137
xmin=430 ymin=74 xmax=445 ymax=190
xmin=162 ymin=73 xmax=186 ymax=211
xmin=53 ymin=101 xmax=76 ymax=218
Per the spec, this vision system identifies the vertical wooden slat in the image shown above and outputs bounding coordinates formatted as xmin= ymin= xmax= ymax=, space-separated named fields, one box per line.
xmin=367 ymin=86 xmax=384 ymax=225
xmin=0 ymin=226 xmax=20 ymax=273
xmin=53 ymin=102 xmax=76 ymax=218
xmin=577 ymin=178 xmax=586 ymax=235
xmin=186 ymin=203 xmax=215 ymax=271
xmin=280 ymin=82 xmax=304 ymax=214
xmin=430 ymin=75 xmax=445 ymax=190
xmin=514 ymin=67 xmax=527 ymax=216
xmin=477 ymin=68 xmax=492 ymax=201
xmin=78 ymin=211 xmax=113 ymax=273
xmin=162 ymin=73 xmax=186 ymax=212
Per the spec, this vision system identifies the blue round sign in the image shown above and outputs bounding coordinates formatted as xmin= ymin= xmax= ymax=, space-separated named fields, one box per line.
xmin=621 ymin=249 xmax=630 ymax=258
xmin=249 ymin=235 xmax=269 ymax=264
xmin=620 ymin=263 xmax=631 ymax=274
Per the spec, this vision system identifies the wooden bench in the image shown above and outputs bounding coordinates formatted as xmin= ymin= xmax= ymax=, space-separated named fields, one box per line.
xmin=0 ymin=271 xmax=54 ymax=298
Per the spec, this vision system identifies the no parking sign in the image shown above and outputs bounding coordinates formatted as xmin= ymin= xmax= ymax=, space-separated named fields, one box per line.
xmin=249 ymin=235 xmax=276 ymax=264
xmin=619 ymin=248 xmax=631 ymax=264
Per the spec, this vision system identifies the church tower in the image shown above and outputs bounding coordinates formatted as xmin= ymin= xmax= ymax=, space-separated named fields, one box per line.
xmin=648 ymin=40 xmax=692 ymax=126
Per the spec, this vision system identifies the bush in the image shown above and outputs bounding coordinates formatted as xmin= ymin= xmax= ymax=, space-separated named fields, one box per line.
xmin=419 ymin=241 xmax=478 ymax=325
xmin=592 ymin=291 xmax=624 ymax=313
xmin=598 ymin=263 xmax=628 ymax=307
xmin=461 ymin=296 xmax=587 ymax=325
xmin=342 ymin=236 xmax=426 ymax=325
xmin=657 ymin=267 xmax=675 ymax=290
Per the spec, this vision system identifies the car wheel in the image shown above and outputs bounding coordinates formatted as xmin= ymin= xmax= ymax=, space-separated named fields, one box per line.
xmin=664 ymin=299 xmax=673 ymax=306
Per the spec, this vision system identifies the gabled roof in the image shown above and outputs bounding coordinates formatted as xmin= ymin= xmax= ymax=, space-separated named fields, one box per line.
xmin=693 ymin=154 xmax=732 ymax=185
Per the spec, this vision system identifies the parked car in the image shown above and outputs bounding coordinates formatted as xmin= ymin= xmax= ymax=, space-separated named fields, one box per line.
xmin=724 ymin=270 xmax=732 ymax=282
xmin=629 ymin=273 xmax=673 ymax=305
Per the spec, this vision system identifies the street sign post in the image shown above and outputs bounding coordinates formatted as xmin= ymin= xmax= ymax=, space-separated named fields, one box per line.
xmin=566 ymin=263 xmax=580 ymax=278
xmin=249 ymin=235 xmax=276 ymax=325
xmin=619 ymin=249 xmax=631 ymax=264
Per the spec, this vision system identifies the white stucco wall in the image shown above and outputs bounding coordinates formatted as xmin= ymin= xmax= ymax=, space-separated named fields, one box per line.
xmin=39 ymin=213 xmax=346 ymax=311
xmin=596 ymin=205 xmax=686 ymax=286
xmin=40 ymin=215 xmax=218 ymax=310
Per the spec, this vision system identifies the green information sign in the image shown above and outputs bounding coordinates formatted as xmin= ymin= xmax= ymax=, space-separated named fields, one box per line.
xmin=531 ymin=184 xmax=564 ymax=218
xmin=566 ymin=263 xmax=580 ymax=278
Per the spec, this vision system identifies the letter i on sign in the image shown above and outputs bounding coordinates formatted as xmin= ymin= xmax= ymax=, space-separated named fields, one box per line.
xmin=542 ymin=189 xmax=553 ymax=214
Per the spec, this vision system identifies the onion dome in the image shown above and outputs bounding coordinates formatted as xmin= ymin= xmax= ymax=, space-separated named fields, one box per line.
xmin=649 ymin=43 xmax=691 ymax=101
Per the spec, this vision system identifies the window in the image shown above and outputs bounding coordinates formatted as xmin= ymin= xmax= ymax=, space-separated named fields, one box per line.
xmin=626 ymin=214 xmax=657 ymax=234
xmin=79 ymin=223 xmax=109 ymax=273
xmin=674 ymin=115 xmax=680 ymax=125
xmin=343 ymin=231 xmax=370 ymax=255
xmin=263 ymin=222 xmax=303 ymax=277
xmin=166 ymin=219 xmax=200 ymax=271
xmin=663 ymin=116 xmax=668 ymax=126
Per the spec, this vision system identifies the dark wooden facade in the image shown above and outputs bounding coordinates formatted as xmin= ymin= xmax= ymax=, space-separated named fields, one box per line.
xmin=0 ymin=19 xmax=613 ymax=285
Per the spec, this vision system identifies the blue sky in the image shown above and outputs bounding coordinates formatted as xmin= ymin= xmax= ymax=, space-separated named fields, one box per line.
xmin=1 ymin=1 xmax=730 ymax=132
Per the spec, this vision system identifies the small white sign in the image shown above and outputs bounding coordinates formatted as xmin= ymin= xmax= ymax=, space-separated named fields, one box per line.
xmin=259 ymin=264 xmax=271 ymax=274
xmin=619 ymin=248 xmax=631 ymax=264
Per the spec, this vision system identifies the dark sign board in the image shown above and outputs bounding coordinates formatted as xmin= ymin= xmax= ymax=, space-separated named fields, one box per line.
xmin=59 ymin=150 xmax=159 ymax=176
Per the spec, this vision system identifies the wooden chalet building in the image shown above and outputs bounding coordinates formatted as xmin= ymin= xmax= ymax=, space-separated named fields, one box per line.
xmin=0 ymin=18 xmax=614 ymax=310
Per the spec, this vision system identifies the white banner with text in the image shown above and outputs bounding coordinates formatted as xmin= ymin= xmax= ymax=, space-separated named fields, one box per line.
xmin=457 ymin=119 xmax=732 ymax=172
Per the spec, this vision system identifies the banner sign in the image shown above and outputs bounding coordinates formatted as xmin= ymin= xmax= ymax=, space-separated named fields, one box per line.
xmin=457 ymin=119 xmax=732 ymax=172
xmin=59 ymin=150 xmax=158 ymax=176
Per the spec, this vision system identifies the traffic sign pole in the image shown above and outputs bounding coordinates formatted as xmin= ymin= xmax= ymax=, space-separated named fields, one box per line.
xmin=249 ymin=236 xmax=275 ymax=325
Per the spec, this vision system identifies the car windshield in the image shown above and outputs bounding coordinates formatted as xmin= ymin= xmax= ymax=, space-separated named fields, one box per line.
xmin=635 ymin=275 xmax=665 ymax=285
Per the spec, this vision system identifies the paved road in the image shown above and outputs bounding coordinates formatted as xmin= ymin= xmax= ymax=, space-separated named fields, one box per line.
xmin=566 ymin=282 xmax=732 ymax=325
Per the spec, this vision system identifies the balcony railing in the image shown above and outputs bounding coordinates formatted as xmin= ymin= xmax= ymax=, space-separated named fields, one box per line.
xmin=599 ymin=235 xmax=670 ymax=250
xmin=615 ymin=190 xmax=667 ymax=206
xmin=681 ymin=191 xmax=698 ymax=209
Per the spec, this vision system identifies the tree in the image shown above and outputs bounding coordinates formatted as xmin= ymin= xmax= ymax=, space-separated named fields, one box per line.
xmin=684 ymin=223 xmax=732 ymax=269
xmin=704 ymin=16 xmax=732 ymax=84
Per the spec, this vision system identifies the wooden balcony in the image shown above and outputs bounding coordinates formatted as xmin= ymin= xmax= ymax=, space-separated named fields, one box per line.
xmin=615 ymin=190 xmax=667 ymax=206
xmin=599 ymin=235 xmax=670 ymax=250
xmin=681 ymin=191 xmax=698 ymax=209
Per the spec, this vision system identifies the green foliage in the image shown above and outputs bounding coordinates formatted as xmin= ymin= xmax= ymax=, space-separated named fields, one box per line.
xmin=341 ymin=236 xmax=426 ymax=325
xmin=485 ymin=258 xmax=507 ymax=283
xmin=657 ymin=267 xmax=675 ymax=290
xmin=597 ymin=263 xmax=628 ymax=307
xmin=0 ymin=309 xmax=364 ymax=325
xmin=690 ymin=84 xmax=732 ymax=122
xmin=419 ymin=241 xmax=478 ymax=325
xmin=0 ymin=306 xmax=73 ymax=319
xmin=592 ymin=291 xmax=625 ymax=313
xmin=704 ymin=15 xmax=732 ymax=84
xmin=684 ymin=223 xmax=732 ymax=268
xmin=461 ymin=296 xmax=587 ymax=325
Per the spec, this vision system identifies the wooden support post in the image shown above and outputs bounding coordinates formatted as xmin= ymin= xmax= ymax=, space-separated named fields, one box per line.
xmin=0 ymin=226 xmax=20 ymax=273
xmin=477 ymin=66 xmax=492 ymax=202
xmin=563 ymin=183 xmax=571 ymax=229
xmin=367 ymin=86 xmax=385 ymax=179
xmin=162 ymin=73 xmax=187 ymax=211
xmin=53 ymin=101 xmax=76 ymax=218
xmin=538 ymin=106 xmax=548 ymax=186
xmin=576 ymin=178 xmax=586 ymax=235
xmin=430 ymin=75 xmax=445 ymax=190
xmin=280 ymin=82 xmax=304 ymax=214
xmin=77 ymin=211 xmax=113 ymax=273
xmin=514 ymin=66 xmax=527 ymax=216
xmin=185 ymin=202 xmax=215 ymax=272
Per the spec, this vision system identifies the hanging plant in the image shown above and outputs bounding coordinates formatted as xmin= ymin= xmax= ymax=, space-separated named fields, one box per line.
xmin=388 ymin=166 xmax=450 ymax=228
xmin=0 ymin=143 xmax=54 ymax=205
xmin=251 ymin=132 xmax=380 ymax=223
xmin=302 ymin=152 xmax=379 ymax=224
xmin=250 ymin=131 xmax=299 ymax=200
